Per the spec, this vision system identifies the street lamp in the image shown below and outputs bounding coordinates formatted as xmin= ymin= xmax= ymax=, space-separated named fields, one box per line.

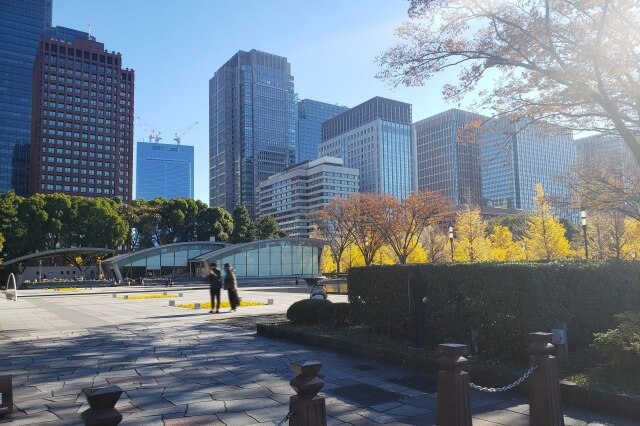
xmin=448 ymin=223 xmax=455 ymax=262
xmin=39 ymin=259 xmax=43 ymax=282
xmin=521 ymin=241 xmax=527 ymax=260
xmin=581 ymin=209 xmax=588 ymax=260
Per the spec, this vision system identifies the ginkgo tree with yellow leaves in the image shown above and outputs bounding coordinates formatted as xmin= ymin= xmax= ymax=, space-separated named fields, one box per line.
xmin=453 ymin=206 xmax=491 ymax=262
xmin=489 ymin=225 xmax=526 ymax=261
xmin=523 ymin=184 xmax=573 ymax=261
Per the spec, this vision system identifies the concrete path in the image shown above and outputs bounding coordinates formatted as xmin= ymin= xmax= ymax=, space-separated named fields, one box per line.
xmin=0 ymin=287 xmax=635 ymax=425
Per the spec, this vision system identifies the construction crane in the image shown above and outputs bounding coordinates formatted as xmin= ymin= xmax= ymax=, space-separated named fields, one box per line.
xmin=135 ymin=116 xmax=162 ymax=143
xmin=174 ymin=121 xmax=198 ymax=145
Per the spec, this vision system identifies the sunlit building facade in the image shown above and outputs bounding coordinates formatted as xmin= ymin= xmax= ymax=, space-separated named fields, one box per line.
xmin=297 ymin=99 xmax=347 ymax=163
xmin=318 ymin=97 xmax=415 ymax=199
xmin=136 ymin=141 xmax=194 ymax=200
xmin=209 ymin=49 xmax=297 ymax=217
xmin=257 ymin=157 xmax=359 ymax=237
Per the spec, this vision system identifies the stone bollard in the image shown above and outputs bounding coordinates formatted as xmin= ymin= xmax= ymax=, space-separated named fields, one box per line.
xmin=194 ymin=302 xmax=201 ymax=310
xmin=112 ymin=294 xmax=116 ymax=298
xmin=528 ymin=332 xmax=564 ymax=426
xmin=80 ymin=385 xmax=123 ymax=426
xmin=436 ymin=343 xmax=472 ymax=426
xmin=169 ymin=300 xmax=175 ymax=306
xmin=267 ymin=298 xmax=274 ymax=305
xmin=123 ymin=295 xmax=128 ymax=300
xmin=289 ymin=361 xmax=327 ymax=426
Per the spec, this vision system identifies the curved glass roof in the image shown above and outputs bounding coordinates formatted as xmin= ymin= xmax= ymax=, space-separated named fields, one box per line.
xmin=191 ymin=238 xmax=326 ymax=262
xmin=2 ymin=247 xmax=116 ymax=267
xmin=102 ymin=241 xmax=229 ymax=267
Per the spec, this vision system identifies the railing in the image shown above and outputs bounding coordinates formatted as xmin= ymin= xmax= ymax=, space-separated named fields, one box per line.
xmin=5 ymin=273 xmax=17 ymax=301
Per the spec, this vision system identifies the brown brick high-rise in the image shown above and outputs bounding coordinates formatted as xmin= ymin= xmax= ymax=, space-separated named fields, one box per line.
xmin=29 ymin=37 xmax=134 ymax=201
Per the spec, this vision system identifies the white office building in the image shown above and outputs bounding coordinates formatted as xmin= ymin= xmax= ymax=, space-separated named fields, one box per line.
xmin=257 ymin=157 xmax=359 ymax=237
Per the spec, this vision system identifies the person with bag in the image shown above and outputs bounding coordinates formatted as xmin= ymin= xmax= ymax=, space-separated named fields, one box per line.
xmin=207 ymin=263 xmax=222 ymax=314
xmin=223 ymin=263 xmax=239 ymax=312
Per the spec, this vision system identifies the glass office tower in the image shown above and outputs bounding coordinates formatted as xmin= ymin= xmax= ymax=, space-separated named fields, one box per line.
xmin=414 ymin=109 xmax=484 ymax=206
xmin=0 ymin=0 xmax=52 ymax=194
xmin=136 ymin=141 xmax=194 ymax=200
xmin=319 ymin=97 xmax=416 ymax=199
xmin=297 ymin=99 xmax=347 ymax=163
xmin=209 ymin=49 xmax=297 ymax=217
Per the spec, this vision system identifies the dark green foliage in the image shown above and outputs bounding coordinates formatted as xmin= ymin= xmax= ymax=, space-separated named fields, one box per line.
xmin=230 ymin=205 xmax=256 ymax=243
xmin=348 ymin=262 xmax=640 ymax=362
xmin=592 ymin=312 xmax=640 ymax=374
xmin=255 ymin=215 xmax=286 ymax=240
xmin=318 ymin=302 xmax=351 ymax=327
xmin=287 ymin=299 xmax=333 ymax=324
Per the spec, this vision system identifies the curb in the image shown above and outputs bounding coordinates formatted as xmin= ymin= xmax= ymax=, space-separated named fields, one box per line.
xmin=256 ymin=323 xmax=640 ymax=421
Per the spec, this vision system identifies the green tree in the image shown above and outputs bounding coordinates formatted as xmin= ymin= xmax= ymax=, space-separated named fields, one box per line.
xmin=196 ymin=206 xmax=234 ymax=241
xmin=487 ymin=213 xmax=530 ymax=240
xmin=0 ymin=191 xmax=24 ymax=258
xmin=70 ymin=197 xmax=128 ymax=249
xmin=0 ymin=231 xmax=4 ymax=264
xmin=42 ymin=193 xmax=74 ymax=249
xmin=255 ymin=216 xmax=286 ymax=240
xmin=230 ymin=205 xmax=256 ymax=243
xmin=523 ymin=184 xmax=573 ymax=260
xmin=453 ymin=206 xmax=491 ymax=262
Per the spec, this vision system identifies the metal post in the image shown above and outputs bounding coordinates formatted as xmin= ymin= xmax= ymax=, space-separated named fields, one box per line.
xmin=528 ymin=332 xmax=564 ymax=426
xmin=448 ymin=224 xmax=455 ymax=262
xmin=436 ymin=343 xmax=472 ymax=426
xmin=289 ymin=361 xmax=327 ymax=426
xmin=581 ymin=209 xmax=588 ymax=260
xmin=80 ymin=386 xmax=123 ymax=426
xmin=0 ymin=376 xmax=13 ymax=416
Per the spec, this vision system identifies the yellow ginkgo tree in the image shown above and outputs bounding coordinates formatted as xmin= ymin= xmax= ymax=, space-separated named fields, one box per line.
xmin=453 ymin=206 xmax=491 ymax=262
xmin=523 ymin=184 xmax=573 ymax=261
xmin=489 ymin=225 xmax=526 ymax=261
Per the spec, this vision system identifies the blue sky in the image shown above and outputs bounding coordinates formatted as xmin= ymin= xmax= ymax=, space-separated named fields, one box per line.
xmin=54 ymin=0 xmax=465 ymax=203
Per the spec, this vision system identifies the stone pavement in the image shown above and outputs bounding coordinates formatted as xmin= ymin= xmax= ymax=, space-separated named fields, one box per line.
xmin=0 ymin=288 xmax=636 ymax=425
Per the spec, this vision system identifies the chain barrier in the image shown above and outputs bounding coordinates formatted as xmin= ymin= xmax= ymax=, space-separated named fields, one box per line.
xmin=275 ymin=408 xmax=293 ymax=426
xmin=469 ymin=363 xmax=537 ymax=393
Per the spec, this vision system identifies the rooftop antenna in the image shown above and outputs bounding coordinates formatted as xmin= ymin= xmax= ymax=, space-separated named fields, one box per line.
xmin=87 ymin=22 xmax=92 ymax=40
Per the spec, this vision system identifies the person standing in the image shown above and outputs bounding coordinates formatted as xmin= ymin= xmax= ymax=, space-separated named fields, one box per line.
xmin=223 ymin=263 xmax=239 ymax=312
xmin=207 ymin=263 xmax=222 ymax=314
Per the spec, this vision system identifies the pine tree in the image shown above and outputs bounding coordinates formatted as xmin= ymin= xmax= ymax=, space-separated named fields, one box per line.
xmin=523 ymin=184 xmax=573 ymax=260
xmin=230 ymin=205 xmax=256 ymax=243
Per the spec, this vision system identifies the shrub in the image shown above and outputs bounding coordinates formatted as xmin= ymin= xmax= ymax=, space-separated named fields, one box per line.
xmin=348 ymin=261 xmax=640 ymax=362
xmin=318 ymin=302 xmax=351 ymax=327
xmin=592 ymin=312 xmax=640 ymax=375
xmin=317 ymin=303 xmax=335 ymax=325
xmin=287 ymin=299 xmax=333 ymax=324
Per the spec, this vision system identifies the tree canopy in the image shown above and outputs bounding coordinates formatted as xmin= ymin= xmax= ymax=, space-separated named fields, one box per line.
xmin=379 ymin=0 xmax=640 ymax=163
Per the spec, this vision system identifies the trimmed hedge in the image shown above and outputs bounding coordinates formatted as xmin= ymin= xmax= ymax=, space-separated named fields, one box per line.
xmin=592 ymin=312 xmax=640 ymax=374
xmin=318 ymin=302 xmax=351 ymax=327
xmin=348 ymin=262 xmax=640 ymax=362
xmin=287 ymin=299 xmax=332 ymax=324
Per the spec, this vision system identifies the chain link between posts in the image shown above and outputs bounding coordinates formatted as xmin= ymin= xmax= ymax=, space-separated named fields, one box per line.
xmin=275 ymin=408 xmax=293 ymax=425
xmin=468 ymin=363 xmax=538 ymax=393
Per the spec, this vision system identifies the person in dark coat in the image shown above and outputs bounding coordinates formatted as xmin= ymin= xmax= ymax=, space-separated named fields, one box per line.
xmin=223 ymin=263 xmax=239 ymax=312
xmin=207 ymin=263 xmax=222 ymax=313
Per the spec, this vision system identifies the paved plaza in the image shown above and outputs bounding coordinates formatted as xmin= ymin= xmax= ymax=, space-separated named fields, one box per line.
xmin=0 ymin=285 xmax=636 ymax=425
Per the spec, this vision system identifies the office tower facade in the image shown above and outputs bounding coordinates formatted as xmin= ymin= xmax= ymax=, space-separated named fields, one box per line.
xmin=0 ymin=0 xmax=52 ymax=194
xmin=509 ymin=122 xmax=576 ymax=212
xmin=318 ymin=97 xmax=415 ymax=199
xmin=297 ymin=99 xmax=347 ymax=163
xmin=575 ymin=134 xmax=633 ymax=166
xmin=415 ymin=108 xmax=576 ymax=212
xmin=29 ymin=36 xmax=135 ymax=200
xmin=257 ymin=157 xmax=359 ymax=237
xmin=414 ymin=109 xmax=484 ymax=206
xmin=209 ymin=49 xmax=297 ymax=217
xmin=136 ymin=141 xmax=194 ymax=200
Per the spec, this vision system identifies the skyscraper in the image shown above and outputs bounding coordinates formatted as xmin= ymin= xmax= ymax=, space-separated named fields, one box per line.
xmin=0 ymin=0 xmax=52 ymax=194
xmin=318 ymin=96 xmax=416 ymax=199
xmin=507 ymin=122 xmax=576 ymax=212
xmin=297 ymin=99 xmax=347 ymax=163
xmin=136 ymin=141 xmax=194 ymax=200
xmin=209 ymin=49 xmax=297 ymax=217
xmin=415 ymin=108 xmax=576 ymax=213
xmin=29 ymin=36 xmax=135 ymax=200
xmin=414 ymin=109 xmax=484 ymax=206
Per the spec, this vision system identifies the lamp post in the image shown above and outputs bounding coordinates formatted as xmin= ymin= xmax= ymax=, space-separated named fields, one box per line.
xmin=39 ymin=259 xmax=43 ymax=282
xmin=581 ymin=209 xmax=588 ymax=260
xmin=448 ymin=224 xmax=455 ymax=262
xmin=521 ymin=241 xmax=528 ymax=261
